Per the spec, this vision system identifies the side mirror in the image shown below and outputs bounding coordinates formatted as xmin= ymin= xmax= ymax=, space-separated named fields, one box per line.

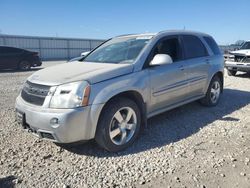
xmin=150 ymin=54 xmax=173 ymax=66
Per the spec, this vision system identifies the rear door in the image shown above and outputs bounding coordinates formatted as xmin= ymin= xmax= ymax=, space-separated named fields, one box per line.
xmin=148 ymin=36 xmax=189 ymax=113
xmin=181 ymin=35 xmax=210 ymax=97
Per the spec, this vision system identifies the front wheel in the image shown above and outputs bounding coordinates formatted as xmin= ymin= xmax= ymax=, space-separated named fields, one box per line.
xmin=95 ymin=97 xmax=141 ymax=152
xmin=200 ymin=76 xmax=222 ymax=106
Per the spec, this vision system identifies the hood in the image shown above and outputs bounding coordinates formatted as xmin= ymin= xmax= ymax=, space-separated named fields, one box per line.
xmin=230 ymin=49 xmax=250 ymax=56
xmin=28 ymin=61 xmax=134 ymax=86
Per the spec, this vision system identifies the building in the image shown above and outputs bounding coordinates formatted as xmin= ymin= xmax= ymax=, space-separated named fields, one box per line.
xmin=0 ymin=34 xmax=105 ymax=60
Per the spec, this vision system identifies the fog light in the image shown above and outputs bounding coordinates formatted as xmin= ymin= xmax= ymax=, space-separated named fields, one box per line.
xmin=50 ymin=118 xmax=59 ymax=125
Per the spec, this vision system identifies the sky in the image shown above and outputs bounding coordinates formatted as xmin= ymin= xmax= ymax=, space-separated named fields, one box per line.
xmin=0 ymin=0 xmax=249 ymax=45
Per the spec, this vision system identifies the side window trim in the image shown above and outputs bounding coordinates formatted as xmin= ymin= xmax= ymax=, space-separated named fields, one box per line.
xmin=181 ymin=35 xmax=209 ymax=60
xmin=143 ymin=35 xmax=183 ymax=69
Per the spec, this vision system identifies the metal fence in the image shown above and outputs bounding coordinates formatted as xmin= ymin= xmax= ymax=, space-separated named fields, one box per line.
xmin=0 ymin=34 xmax=105 ymax=60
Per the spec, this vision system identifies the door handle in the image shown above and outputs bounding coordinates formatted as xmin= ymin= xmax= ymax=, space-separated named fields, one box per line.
xmin=179 ymin=65 xmax=185 ymax=71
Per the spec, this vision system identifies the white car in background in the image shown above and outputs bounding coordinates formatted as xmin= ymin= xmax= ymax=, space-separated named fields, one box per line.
xmin=225 ymin=41 xmax=250 ymax=76
xmin=81 ymin=51 xmax=90 ymax=57
xmin=68 ymin=51 xmax=90 ymax=62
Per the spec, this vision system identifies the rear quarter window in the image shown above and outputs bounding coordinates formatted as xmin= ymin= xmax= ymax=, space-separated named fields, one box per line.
xmin=0 ymin=47 xmax=22 ymax=54
xmin=203 ymin=36 xmax=221 ymax=55
xmin=0 ymin=47 xmax=10 ymax=54
xmin=182 ymin=35 xmax=208 ymax=59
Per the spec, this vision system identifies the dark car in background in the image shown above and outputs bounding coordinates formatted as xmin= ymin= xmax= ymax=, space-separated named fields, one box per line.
xmin=0 ymin=46 xmax=42 ymax=71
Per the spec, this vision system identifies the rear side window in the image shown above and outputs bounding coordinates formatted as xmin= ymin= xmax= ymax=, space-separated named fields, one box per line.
xmin=0 ymin=47 xmax=21 ymax=54
xmin=203 ymin=36 xmax=221 ymax=55
xmin=0 ymin=47 xmax=10 ymax=54
xmin=182 ymin=35 xmax=208 ymax=59
xmin=8 ymin=47 xmax=22 ymax=53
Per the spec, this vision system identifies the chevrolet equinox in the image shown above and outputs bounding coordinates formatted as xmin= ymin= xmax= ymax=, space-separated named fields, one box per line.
xmin=15 ymin=30 xmax=224 ymax=152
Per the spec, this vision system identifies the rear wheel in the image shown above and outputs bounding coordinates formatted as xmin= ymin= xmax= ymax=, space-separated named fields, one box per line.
xmin=200 ymin=76 xmax=222 ymax=106
xmin=227 ymin=69 xmax=237 ymax=76
xmin=19 ymin=61 xmax=31 ymax=71
xmin=95 ymin=97 xmax=141 ymax=152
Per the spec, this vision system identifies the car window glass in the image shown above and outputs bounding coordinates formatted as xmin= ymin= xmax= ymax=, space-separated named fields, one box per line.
xmin=152 ymin=38 xmax=182 ymax=62
xmin=0 ymin=47 xmax=20 ymax=54
xmin=182 ymin=35 xmax=208 ymax=59
xmin=204 ymin=36 xmax=221 ymax=55
xmin=240 ymin=42 xmax=250 ymax=50
xmin=84 ymin=36 xmax=151 ymax=64
xmin=8 ymin=48 xmax=21 ymax=53
xmin=0 ymin=47 xmax=9 ymax=54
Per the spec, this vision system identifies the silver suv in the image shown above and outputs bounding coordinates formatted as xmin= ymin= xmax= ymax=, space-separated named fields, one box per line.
xmin=15 ymin=30 xmax=224 ymax=152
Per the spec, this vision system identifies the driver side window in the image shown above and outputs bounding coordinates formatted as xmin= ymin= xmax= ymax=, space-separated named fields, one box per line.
xmin=152 ymin=37 xmax=182 ymax=62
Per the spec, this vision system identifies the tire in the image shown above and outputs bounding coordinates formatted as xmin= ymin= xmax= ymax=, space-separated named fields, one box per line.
xmin=95 ymin=97 xmax=141 ymax=152
xmin=227 ymin=69 xmax=237 ymax=76
xmin=19 ymin=60 xmax=31 ymax=71
xmin=200 ymin=76 xmax=222 ymax=106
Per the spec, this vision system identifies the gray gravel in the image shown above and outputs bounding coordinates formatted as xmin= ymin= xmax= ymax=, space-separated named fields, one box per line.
xmin=0 ymin=62 xmax=250 ymax=188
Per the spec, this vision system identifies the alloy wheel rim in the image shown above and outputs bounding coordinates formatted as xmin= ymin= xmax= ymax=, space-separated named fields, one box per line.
xmin=210 ymin=81 xmax=220 ymax=103
xmin=109 ymin=107 xmax=137 ymax=145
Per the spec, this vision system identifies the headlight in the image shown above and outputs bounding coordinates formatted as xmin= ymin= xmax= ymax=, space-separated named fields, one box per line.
xmin=49 ymin=81 xmax=90 ymax=109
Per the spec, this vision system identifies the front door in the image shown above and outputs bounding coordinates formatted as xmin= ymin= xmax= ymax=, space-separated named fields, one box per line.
xmin=147 ymin=36 xmax=189 ymax=113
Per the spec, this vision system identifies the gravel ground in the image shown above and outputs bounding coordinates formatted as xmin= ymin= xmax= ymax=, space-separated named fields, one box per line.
xmin=0 ymin=62 xmax=250 ymax=188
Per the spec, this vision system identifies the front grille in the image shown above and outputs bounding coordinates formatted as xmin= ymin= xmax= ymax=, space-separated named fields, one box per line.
xmin=233 ymin=55 xmax=250 ymax=63
xmin=21 ymin=81 xmax=50 ymax=106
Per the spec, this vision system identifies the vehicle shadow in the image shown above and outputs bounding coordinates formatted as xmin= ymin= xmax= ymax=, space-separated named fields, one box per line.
xmin=0 ymin=67 xmax=42 ymax=73
xmin=0 ymin=176 xmax=17 ymax=188
xmin=59 ymin=88 xmax=250 ymax=157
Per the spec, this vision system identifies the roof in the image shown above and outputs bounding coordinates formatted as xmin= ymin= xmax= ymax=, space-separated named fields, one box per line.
xmin=115 ymin=30 xmax=210 ymax=39
xmin=158 ymin=30 xmax=210 ymax=36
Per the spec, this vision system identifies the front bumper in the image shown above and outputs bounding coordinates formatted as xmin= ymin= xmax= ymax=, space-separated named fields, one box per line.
xmin=225 ymin=61 xmax=250 ymax=72
xmin=15 ymin=95 xmax=104 ymax=143
xmin=32 ymin=59 xmax=42 ymax=67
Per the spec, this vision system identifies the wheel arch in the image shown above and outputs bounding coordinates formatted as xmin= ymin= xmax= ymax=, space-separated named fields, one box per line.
xmin=95 ymin=90 xmax=147 ymax=136
xmin=207 ymin=71 xmax=224 ymax=93
xmin=213 ymin=71 xmax=224 ymax=92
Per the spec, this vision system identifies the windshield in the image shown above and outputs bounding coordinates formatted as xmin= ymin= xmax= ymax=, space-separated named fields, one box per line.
xmin=240 ymin=42 xmax=250 ymax=50
xmin=84 ymin=36 xmax=152 ymax=64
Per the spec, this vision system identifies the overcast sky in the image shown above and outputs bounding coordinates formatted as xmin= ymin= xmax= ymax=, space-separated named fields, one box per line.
xmin=0 ymin=0 xmax=249 ymax=45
